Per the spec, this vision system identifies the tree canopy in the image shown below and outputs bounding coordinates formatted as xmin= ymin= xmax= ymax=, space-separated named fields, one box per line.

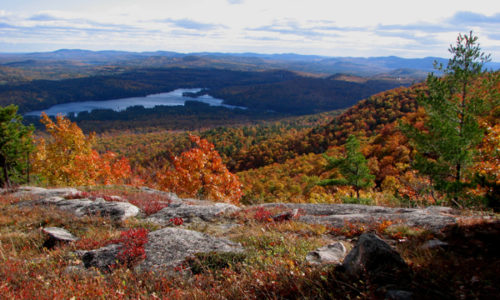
xmin=32 ymin=113 xmax=131 ymax=186
xmin=319 ymin=135 xmax=375 ymax=200
xmin=0 ymin=105 xmax=34 ymax=187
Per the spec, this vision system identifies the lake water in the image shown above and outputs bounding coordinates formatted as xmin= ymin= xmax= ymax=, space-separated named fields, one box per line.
xmin=25 ymin=88 xmax=243 ymax=116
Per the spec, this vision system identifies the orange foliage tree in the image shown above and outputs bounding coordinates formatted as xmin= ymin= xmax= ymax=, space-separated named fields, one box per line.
xmin=33 ymin=113 xmax=131 ymax=186
xmin=157 ymin=135 xmax=242 ymax=204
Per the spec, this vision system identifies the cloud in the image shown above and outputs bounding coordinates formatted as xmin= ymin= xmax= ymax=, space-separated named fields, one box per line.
xmin=449 ymin=11 xmax=500 ymax=25
xmin=372 ymin=11 xmax=500 ymax=52
xmin=0 ymin=22 xmax=16 ymax=29
xmin=248 ymin=19 xmax=339 ymax=38
xmin=377 ymin=23 xmax=450 ymax=33
xmin=29 ymin=13 xmax=60 ymax=21
xmin=159 ymin=18 xmax=224 ymax=31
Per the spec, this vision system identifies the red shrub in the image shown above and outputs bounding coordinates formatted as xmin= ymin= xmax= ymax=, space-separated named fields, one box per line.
xmin=111 ymin=228 xmax=149 ymax=267
xmin=254 ymin=207 xmax=273 ymax=222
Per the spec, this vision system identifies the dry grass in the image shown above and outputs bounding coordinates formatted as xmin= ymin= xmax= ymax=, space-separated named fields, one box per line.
xmin=0 ymin=189 xmax=499 ymax=299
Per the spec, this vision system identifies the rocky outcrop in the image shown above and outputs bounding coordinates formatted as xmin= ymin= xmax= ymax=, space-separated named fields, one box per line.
xmin=306 ymin=241 xmax=347 ymax=265
xmin=76 ymin=228 xmax=244 ymax=272
xmin=147 ymin=202 xmax=240 ymax=224
xmin=259 ymin=203 xmax=458 ymax=232
xmin=42 ymin=227 xmax=79 ymax=249
xmin=138 ymin=227 xmax=244 ymax=271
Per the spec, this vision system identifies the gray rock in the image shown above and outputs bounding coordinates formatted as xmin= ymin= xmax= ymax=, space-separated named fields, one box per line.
xmin=79 ymin=244 xmax=121 ymax=272
xmin=138 ymin=227 xmax=244 ymax=271
xmin=147 ymin=202 xmax=240 ymax=224
xmin=13 ymin=186 xmax=79 ymax=198
xmin=306 ymin=241 xmax=346 ymax=265
xmin=35 ymin=196 xmax=139 ymax=221
xmin=343 ymin=233 xmax=409 ymax=284
xmin=258 ymin=203 xmax=458 ymax=232
xmin=42 ymin=227 xmax=79 ymax=249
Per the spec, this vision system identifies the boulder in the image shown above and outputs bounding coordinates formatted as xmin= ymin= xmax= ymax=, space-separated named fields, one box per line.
xmin=343 ymin=233 xmax=409 ymax=284
xmin=147 ymin=202 xmax=240 ymax=224
xmin=42 ymin=227 xmax=79 ymax=249
xmin=78 ymin=244 xmax=121 ymax=272
xmin=138 ymin=227 xmax=244 ymax=271
xmin=306 ymin=241 xmax=346 ymax=265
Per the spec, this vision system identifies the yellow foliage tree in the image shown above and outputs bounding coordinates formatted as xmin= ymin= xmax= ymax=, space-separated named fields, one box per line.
xmin=33 ymin=113 xmax=131 ymax=186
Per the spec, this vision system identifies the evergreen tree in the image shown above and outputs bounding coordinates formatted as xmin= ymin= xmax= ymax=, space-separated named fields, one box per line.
xmin=0 ymin=105 xmax=34 ymax=187
xmin=319 ymin=135 xmax=374 ymax=200
xmin=401 ymin=32 xmax=494 ymax=206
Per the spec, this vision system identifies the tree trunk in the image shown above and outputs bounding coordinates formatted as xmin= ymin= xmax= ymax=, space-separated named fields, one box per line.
xmin=26 ymin=152 xmax=30 ymax=184
xmin=452 ymin=162 xmax=463 ymax=208
xmin=0 ymin=155 xmax=10 ymax=188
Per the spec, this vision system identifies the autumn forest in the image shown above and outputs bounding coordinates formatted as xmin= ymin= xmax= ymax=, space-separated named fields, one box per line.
xmin=0 ymin=32 xmax=499 ymax=299
xmin=1 ymin=33 xmax=498 ymax=209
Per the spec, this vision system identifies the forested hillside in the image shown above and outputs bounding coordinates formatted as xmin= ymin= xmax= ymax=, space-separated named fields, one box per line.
xmin=0 ymin=67 xmax=405 ymax=115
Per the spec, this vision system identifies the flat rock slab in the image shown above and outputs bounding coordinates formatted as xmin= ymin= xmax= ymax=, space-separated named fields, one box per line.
xmin=147 ymin=202 xmax=240 ymax=224
xmin=42 ymin=227 xmax=79 ymax=249
xmin=12 ymin=186 xmax=79 ymax=198
xmin=138 ymin=227 xmax=244 ymax=271
xmin=30 ymin=196 xmax=140 ymax=221
xmin=258 ymin=203 xmax=458 ymax=232
xmin=42 ymin=227 xmax=79 ymax=242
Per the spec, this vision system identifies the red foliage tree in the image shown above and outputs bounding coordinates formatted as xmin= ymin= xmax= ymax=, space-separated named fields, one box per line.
xmin=158 ymin=135 xmax=242 ymax=204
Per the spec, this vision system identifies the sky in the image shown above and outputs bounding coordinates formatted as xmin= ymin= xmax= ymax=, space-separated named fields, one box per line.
xmin=1 ymin=0 xmax=500 ymax=59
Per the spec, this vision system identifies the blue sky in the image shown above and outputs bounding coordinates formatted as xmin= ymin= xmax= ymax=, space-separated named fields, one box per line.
xmin=1 ymin=0 xmax=500 ymax=59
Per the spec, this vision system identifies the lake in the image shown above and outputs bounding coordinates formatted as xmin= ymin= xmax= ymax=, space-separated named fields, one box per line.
xmin=25 ymin=88 xmax=243 ymax=116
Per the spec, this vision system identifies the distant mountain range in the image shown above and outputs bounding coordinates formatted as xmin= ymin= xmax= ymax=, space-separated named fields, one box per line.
xmin=1 ymin=49 xmax=499 ymax=83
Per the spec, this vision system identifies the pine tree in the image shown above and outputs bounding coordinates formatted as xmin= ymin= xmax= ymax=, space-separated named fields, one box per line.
xmin=0 ymin=105 xmax=34 ymax=187
xmin=319 ymin=135 xmax=375 ymax=200
xmin=401 ymin=32 xmax=495 ymax=206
